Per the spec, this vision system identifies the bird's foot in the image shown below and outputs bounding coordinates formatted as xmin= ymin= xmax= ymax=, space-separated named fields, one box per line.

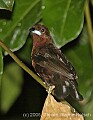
xmin=46 ymin=85 xmax=55 ymax=94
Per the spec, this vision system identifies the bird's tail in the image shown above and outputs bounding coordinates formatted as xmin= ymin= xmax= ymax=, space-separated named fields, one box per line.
xmin=54 ymin=79 xmax=83 ymax=101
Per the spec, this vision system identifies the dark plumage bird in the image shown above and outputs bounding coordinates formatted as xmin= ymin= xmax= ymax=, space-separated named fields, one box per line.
xmin=30 ymin=24 xmax=83 ymax=101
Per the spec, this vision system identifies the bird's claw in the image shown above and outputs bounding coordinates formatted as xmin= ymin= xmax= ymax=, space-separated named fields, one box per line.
xmin=46 ymin=85 xmax=55 ymax=94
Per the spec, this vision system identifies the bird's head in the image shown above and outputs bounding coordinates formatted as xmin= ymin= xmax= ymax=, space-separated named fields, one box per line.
xmin=30 ymin=24 xmax=52 ymax=48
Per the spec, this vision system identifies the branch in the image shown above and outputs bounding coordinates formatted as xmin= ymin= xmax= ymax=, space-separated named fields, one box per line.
xmin=85 ymin=0 xmax=93 ymax=56
xmin=0 ymin=40 xmax=46 ymax=89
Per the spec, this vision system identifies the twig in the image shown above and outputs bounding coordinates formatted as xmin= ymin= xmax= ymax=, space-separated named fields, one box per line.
xmin=85 ymin=0 xmax=93 ymax=56
xmin=0 ymin=40 xmax=46 ymax=89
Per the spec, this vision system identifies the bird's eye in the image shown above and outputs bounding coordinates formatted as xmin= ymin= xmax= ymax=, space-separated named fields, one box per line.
xmin=41 ymin=28 xmax=45 ymax=33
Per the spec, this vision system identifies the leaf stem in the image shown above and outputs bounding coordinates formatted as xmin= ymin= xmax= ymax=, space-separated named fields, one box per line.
xmin=85 ymin=0 xmax=93 ymax=56
xmin=0 ymin=40 xmax=46 ymax=89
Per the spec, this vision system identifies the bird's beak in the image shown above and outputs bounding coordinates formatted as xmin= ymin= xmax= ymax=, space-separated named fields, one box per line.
xmin=29 ymin=27 xmax=41 ymax=36
xmin=32 ymin=30 xmax=41 ymax=36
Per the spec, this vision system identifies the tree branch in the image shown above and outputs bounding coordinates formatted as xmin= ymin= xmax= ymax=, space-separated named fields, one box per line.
xmin=85 ymin=0 xmax=93 ymax=56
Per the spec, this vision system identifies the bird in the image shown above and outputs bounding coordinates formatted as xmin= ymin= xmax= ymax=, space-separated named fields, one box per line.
xmin=29 ymin=24 xmax=83 ymax=101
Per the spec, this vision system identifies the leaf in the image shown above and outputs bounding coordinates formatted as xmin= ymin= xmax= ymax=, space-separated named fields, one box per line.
xmin=42 ymin=0 xmax=85 ymax=48
xmin=0 ymin=0 xmax=42 ymax=51
xmin=40 ymin=94 xmax=84 ymax=120
xmin=83 ymin=98 xmax=93 ymax=120
xmin=17 ymin=36 xmax=32 ymax=63
xmin=91 ymin=0 xmax=93 ymax=5
xmin=1 ymin=62 xmax=23 ymax=113
xmin=0 ymin=0 xmax=14 ymax=11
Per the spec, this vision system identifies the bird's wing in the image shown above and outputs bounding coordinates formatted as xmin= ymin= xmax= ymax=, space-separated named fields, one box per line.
xmin=33 ymin=43 xmax=77 ymax=81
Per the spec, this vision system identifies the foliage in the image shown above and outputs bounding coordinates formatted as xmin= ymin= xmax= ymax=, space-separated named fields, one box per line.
xmin=0 ymin=0 xmax=93 ymax=120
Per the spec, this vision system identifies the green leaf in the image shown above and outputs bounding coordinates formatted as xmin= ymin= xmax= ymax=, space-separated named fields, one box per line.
xmin=64 ymin=25 xmax=93 ymax=101
xmin=83 ymin=98 xmax=93 ymax=120
xmin=43 ymin=0 xmax=85 ymax=48
xmin=17 ymin=36 xmax=32 ymax=63
xmin=91 ymin=0 xmax=93 ymax=5
xmin=0 ymin=0 xmax=14 ymax=11
xmin=0 ymin=0 xmax=42 ymax=51
xmin=1 ymin=62 xmax=23 ymax=113
xmin=0 ymin=47 xmax=3 ymax=75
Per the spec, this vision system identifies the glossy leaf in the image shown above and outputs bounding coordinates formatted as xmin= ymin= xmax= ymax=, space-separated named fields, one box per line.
xmin=0 ymin=0 xmax=42 ymax=51
xmin=0 ymin=0 xmax=14 ymax=11
xmin=43 ymin=0 xmax=85 ymax=48
xmin=1 ymin=62 xmax=23 ymax=113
